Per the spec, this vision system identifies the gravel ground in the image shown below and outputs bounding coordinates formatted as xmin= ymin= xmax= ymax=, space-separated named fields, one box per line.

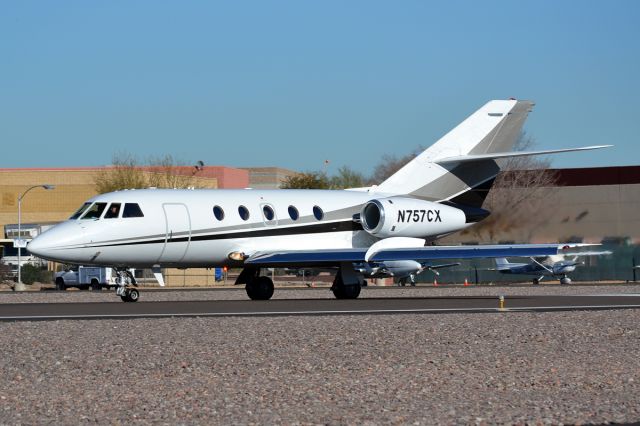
xmin=1 ymin=283 xmax=640 ymax=304
xmin=1 ymin=305 xmax=640 ymax=424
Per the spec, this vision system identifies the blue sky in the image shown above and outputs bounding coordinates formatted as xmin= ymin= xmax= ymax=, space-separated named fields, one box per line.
xmin=2 ymin=1 xmax=639 ymax=175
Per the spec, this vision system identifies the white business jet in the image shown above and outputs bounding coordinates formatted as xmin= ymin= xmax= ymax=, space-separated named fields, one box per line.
xmin=28 ymin=99 xmax=609 ymax=302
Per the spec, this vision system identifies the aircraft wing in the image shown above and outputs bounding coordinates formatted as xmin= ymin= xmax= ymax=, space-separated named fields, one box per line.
xmin=245 ymin=244 xmax=575 ymax=267
xmin=568 ymin=250 xmax=613 ymax=257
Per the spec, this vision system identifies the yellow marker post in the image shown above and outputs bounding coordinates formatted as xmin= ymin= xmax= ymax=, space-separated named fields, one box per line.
xmin=499 ymin=295 xmax=505 ymax=311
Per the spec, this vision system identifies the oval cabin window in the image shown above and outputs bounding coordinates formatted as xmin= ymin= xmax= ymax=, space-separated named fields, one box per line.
xmin=288 ymin=205 xmax=299 ymax=221
xmin=263 ymin=205 xmax=275 ymax=221
xmin=213 ymin=205 xmax=225 ymax=221
xmin=238 ymin=205 xmax=250 ymax=221
xmin=313 ymin=205 xmax=324 ymax=220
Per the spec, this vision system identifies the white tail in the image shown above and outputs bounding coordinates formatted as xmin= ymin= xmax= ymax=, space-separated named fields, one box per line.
xmin=373 ymin=99 xmax=534 ymax=206
xmin=495 ymin=258 xmax=511 ymax=268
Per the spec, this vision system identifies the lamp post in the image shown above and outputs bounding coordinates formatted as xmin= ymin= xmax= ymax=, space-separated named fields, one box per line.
xmin=15 ymin=184 xmax=55 ymax=291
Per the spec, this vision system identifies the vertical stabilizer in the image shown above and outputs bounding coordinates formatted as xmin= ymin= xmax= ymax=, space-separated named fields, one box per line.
xmin=495 ymin=258 xmax=511 ymax=268
xmin=374 ymin=100 xmax=534 ymax=206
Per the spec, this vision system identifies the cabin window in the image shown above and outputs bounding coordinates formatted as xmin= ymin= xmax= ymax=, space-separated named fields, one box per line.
xmin=104 ymin=203 xmax=121 ymax=219
xmin=123 ymin=203 xmax=144 ymax=218
xmin=288 ymin=205 xmax=299 ymax=221
xmin=213 ymin=205 xmax=225 ymax=221
xmin=238 ymin=205 xmax=250 ymax=221
xmin=313 ymin=205 xmax=324 ymax=220
xmin=69 ymin=202 xmax=92 ymax=220
xmin=81 ymin=203 xmax=107 ymax=220
xmin=262 ymin=205 xmax=275 ymax=221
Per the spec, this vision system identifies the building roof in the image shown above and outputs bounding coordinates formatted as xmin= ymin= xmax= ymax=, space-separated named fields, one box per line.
xmin=550 ymin=165 xmax=640 ymax=186
xmin=502 ymin=165 xmax=640 ymax=187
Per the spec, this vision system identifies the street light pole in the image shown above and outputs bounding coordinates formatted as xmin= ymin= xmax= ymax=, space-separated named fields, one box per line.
xmin=15 ymin=184 xmax=55 ymax=291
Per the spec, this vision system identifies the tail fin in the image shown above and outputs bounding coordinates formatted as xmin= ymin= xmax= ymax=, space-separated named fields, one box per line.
xmin=495 ymin=258 xmax=511 ymax=268
xmin=374 ymin=99 xmax=534 ymax=207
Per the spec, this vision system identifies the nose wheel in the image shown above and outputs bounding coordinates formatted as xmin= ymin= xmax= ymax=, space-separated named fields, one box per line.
xmin=114 ymin=268 xmax=139 ymax=302
xmin=117 ymin=287 xmax=140 ymax=302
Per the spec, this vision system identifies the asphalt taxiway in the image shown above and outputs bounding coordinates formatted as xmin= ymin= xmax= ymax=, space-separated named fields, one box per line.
xmin=2 ymin=293 xmax=640 ymax=321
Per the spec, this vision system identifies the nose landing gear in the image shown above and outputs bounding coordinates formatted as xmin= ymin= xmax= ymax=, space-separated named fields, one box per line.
xmin=114 ymin=268 xmax=139 ymax=302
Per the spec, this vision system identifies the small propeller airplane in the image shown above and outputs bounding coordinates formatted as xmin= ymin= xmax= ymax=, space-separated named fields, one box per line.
xmin=27 ymin=99 xmax=610 ymax=301
xmin=356 ymin=260 xmax=461 ymax=286
xmin=493 ymin=250 xmax=612 ymax=285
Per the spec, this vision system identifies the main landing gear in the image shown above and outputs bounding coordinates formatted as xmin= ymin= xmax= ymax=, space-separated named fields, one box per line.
xmin=236 ymin=267 xmax=275 ymax=300
xmin=114 ymin=269 xmax=139 ymax=302
xmin=236 ymin=263 xmax=366 ymax=300
xmin=331 ymin=263 xmax=364 ymax=300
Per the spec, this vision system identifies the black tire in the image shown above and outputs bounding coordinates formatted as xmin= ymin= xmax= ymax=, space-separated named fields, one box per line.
xmin=120 ymin=288 xmax=140 ymax=302
xmin=245 ymin=276 xmax=274 ymax=300
xmin=90 ymin=279 xmax=101 ymax=291
xmin=128 ymin=288 xmax=140 ymax=302
xmin=55 ymin=278 xmax=66 ymax=291
xmin=332 ymin=283 xmax=361 ymax=299
xmin=532 ymin=278 xmax=540 ymax=285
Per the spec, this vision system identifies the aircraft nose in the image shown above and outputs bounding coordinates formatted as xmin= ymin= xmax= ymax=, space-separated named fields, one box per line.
xmin=28 ymin=231 xmax=55 ymax=259
xmin=28 ymin=222 xmax=85 ymax=262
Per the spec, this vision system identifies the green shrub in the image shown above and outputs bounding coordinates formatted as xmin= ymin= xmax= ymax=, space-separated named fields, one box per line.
xmin=20 ymin=264 xmax=51 ymax=285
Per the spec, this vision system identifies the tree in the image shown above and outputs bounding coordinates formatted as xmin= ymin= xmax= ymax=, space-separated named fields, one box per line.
xmin=93 ymin=153 xmax=147 ymax=194
xmin=329 ymin=166 xmax=365 ymax=189
xmin=20 ymin=264 xmax=51 ymax=284
xmin=93 ymin=152 xmax=197 ymax=194
xmin=146 ymin=154 xmax=196 ymax=189
xmin=0 ymin=263 xmax=12 ymax=283
xmin=280 ymin=172 xmax=331 ymax=189
xmin=462 ymin=133 xmax=559 ymax=242
xmin=368 ymin=147 xmax=423 ymax=185
xmin=280 ymin=166 xmax=366 ymax=190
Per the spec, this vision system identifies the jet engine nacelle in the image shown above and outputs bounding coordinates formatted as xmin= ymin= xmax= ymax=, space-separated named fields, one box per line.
xmin=360 ymin=197 xmax=467 ymax=239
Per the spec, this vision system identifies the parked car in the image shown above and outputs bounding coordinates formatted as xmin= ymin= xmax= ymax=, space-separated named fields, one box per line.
xmin=55 ymin=266 xmax=117 ymax=290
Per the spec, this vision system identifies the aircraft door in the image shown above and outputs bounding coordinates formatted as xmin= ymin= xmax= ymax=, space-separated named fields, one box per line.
xmin=159 ymin=203 xmax=191 ymax=263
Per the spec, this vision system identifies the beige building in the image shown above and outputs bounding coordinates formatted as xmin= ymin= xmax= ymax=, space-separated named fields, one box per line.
xmin=443 ymin=165 xmax=640 ymax=245
xmin=0 ymin=167 xmax=222 ymax=236
xmin=241 ymin=167 xmax=297 ymax=189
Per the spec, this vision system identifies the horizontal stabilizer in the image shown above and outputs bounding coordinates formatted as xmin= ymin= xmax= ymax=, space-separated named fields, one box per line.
xmin=435 ymin=145 xmax=612 ymax=165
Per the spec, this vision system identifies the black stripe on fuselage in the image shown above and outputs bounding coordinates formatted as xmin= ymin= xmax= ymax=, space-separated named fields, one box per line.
xmin=85 ymin=220 xmax=364 ymax=249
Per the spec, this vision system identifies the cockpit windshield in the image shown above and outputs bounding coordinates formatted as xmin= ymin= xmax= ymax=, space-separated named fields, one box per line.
xmin=69 ymin=202 xmax=92 ymax=220
xmin=80 ymin=202 xmax=108 ymax=220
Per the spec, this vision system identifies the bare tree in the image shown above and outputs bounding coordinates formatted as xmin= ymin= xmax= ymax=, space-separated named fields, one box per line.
xmin=462 ymin=133 xmax=559 ymax=242
xmin=146 ymin=154 xmax=195 ymax=189
xmin=94 ymin=152 xmax=199 ymax=194
xmin=368 ymin=147 xmax=424 ymax=185
xmin=0 ymin=262 xmax=12 ymax=284
xmin=93 ymin=152 xmax=147 ymax=194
